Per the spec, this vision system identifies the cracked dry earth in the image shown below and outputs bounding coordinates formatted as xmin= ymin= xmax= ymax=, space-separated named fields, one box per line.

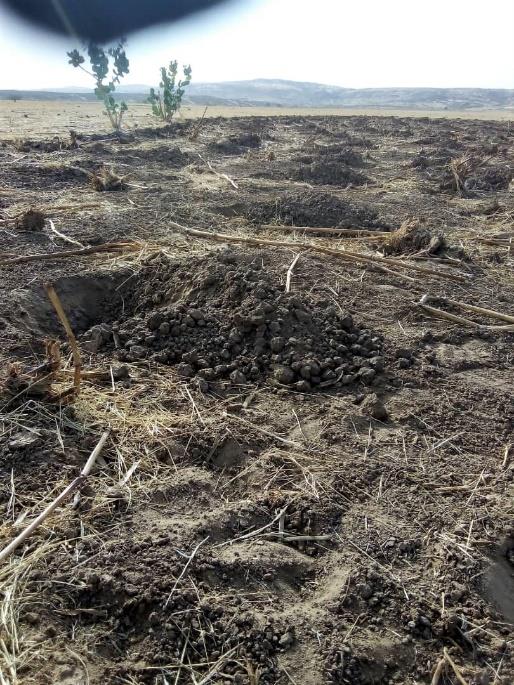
xmin=0 ymin=110 xmax=513 ymax=685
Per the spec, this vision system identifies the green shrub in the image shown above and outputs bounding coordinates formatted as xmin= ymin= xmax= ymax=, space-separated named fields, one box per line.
xmin=148 ymin=61 xmax=192 ymax=122
xmin=67 ymin=41 xmax=130 ymax=131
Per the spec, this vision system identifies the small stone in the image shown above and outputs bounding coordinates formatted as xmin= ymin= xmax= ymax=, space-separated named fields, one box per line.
xmin=196 ymin=378 xmax=209 ymax=393
xmin=273 ymin=366 xmax=295 ymax=384
xmin=360 ymin=583 xmax=374 ymax=600
xmin=24 ymin=611 xmax=40 ymax=625
xmin=198 ymin=368 xmax=216 ymax=381
xmin=230 ymin=370 xmax=247 ymax=385
xmin=358 ymin=367 xmax=376 ymax=384
xmin=360 ymin=393 xmax=388 ymax=420
xmin=279 ymin=631 xmax=294 ymax=648
xmin=147 ymin=312 xmax=164 ymax=330
xmin=176 ymin=363 xmax=194 ymax=378
xmin=9 ymin=431 xmax=41 ymax=450
xmin=397 ymin=357 xmax=411 ymax=369
xmin=189 ymin=309 xmax=204 ymax=321
xmin=300 ymin=365 xmax=312 ymax=379
xmin=295 ymin=309 xmax=311 ymax=324
xmin=129 ymin=344 xmax=146 ymax=359
xmin=158 ymin=322 xmax=171 ymax=336
xmin=270 ymin=336 xmax=286 ymax=353
xmin=340 ymin=315 xmax=354 ymax=331
xmin=295 ymin=380 xmax=311 ymax=392
xmin=369 ymin=356 xmax=385 ymax=371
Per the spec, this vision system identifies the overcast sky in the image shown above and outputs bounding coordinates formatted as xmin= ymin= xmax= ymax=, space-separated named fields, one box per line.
xmin=0 ymin=0 xmax=513 ymax=90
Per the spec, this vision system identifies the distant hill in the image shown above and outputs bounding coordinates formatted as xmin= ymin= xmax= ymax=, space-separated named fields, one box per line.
xmin=2 ymin=79 xmax=514 ymax=110
xmin=187 ymin=80 xmax=514 ymax=110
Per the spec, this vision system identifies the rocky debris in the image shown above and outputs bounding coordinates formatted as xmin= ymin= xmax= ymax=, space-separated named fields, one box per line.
xmin=112 ymin=251 xmax=386 ymax=391
xmin=15 ymin=209 xmax=46 ymax=231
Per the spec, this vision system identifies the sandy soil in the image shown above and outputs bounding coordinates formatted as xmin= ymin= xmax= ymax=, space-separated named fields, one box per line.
xmin=0 ymin=108 xmax=513 ymax=685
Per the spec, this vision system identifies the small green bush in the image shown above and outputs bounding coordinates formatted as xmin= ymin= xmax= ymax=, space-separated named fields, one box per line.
xmin=68 ymin=41 xmax=130 ymax=131
xmin=148 ymin=61 xmax=192 ymax=122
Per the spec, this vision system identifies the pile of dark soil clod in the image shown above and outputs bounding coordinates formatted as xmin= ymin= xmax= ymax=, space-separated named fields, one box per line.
xmin=112 ymin=250 xmax=385 ymax=391
xmin=245 ymin=190 xmax=388 ymax=229
xmin=294 ymin=161 xmax=370 ymax=186
xmin=291 ymin=146 xmax=371 ymax=186
xmin=299 ymin=145 xmax=366 ymax=167
xmin=210 ymin=132 xmax=262 ymax=155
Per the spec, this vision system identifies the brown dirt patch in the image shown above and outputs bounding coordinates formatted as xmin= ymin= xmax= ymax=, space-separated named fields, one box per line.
xmin=0 ymin=111 xmax=513 ymax=685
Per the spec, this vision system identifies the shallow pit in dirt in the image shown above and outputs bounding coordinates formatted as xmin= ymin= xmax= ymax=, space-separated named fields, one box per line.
xmin=10 ymin=271 xmax=129 ymax=337
xmin=243 ymin=189 xmax=388 ymax=229
xmin=74 ymin=249 xmax=386 ymax=393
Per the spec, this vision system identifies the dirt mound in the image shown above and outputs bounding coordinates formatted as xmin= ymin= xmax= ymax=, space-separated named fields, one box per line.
xmin=245 ymin=190 xmax=386 ymax=229
xmin=292 ymin=146 xmax=370 ymax=186
xmin=300 ymin=145 xmax=366 ymax=167
xmin=210 ymin=132 xmax=262 ymax=154
xmin=120 ymin=144 xmax=189 ymax=167
xmin=294 ymin=162 xmax=370 ymax=186
xmin=110 ymin=250 xmax=385 ymax=391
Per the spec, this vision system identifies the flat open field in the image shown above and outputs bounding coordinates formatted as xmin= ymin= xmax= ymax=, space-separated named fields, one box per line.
xmin=1 ymin=100 xmax=514 ymax=140
xmin=0 ymin=107 xmax=513 ymax=685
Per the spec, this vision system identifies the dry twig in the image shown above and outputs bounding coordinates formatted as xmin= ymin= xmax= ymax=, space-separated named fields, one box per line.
xmin=0 ymin=432 xmax=110 ymax=564
xmin=0 ymin=242 xmax=142 ymax=265
xmin=45 ymin=284 xmax=82 ymax=394
xmin=171 ymin=222 xmax=467 ymax=283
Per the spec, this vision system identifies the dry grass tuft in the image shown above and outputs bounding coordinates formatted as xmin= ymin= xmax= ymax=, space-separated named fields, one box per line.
xmin=14 ymin=209 xmax=45 ymax=232
xmin=382 ymin=219 xmax=444 ymax=256
xmin=449 ymin=154 xmax=476 ymax=195
xmin=91 ymin=168 xmax=125 ymax=192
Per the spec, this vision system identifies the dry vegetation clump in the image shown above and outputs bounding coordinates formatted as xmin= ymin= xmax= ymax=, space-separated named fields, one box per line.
xmin=382 ymin=219 xmax=445 ymax=256
xmin=90 ymin=167 xmax=125 ymax=191
xmin=14 ymin=208 xmax=46 ymax=231
xmin=443 ymin=154 xmax=513 ymax=195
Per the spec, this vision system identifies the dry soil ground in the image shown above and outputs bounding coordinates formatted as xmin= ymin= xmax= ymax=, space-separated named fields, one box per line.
xmin=0 ymin=105 xmax=513 ymax=685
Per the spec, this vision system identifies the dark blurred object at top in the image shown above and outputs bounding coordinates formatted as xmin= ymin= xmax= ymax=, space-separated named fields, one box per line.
xmin=2 ymin=0 xmax=231 ymax=41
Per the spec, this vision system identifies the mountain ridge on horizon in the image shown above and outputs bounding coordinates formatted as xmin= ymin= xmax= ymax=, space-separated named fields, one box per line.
xmin=2 ymin=78 xmax=513 ymax=110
